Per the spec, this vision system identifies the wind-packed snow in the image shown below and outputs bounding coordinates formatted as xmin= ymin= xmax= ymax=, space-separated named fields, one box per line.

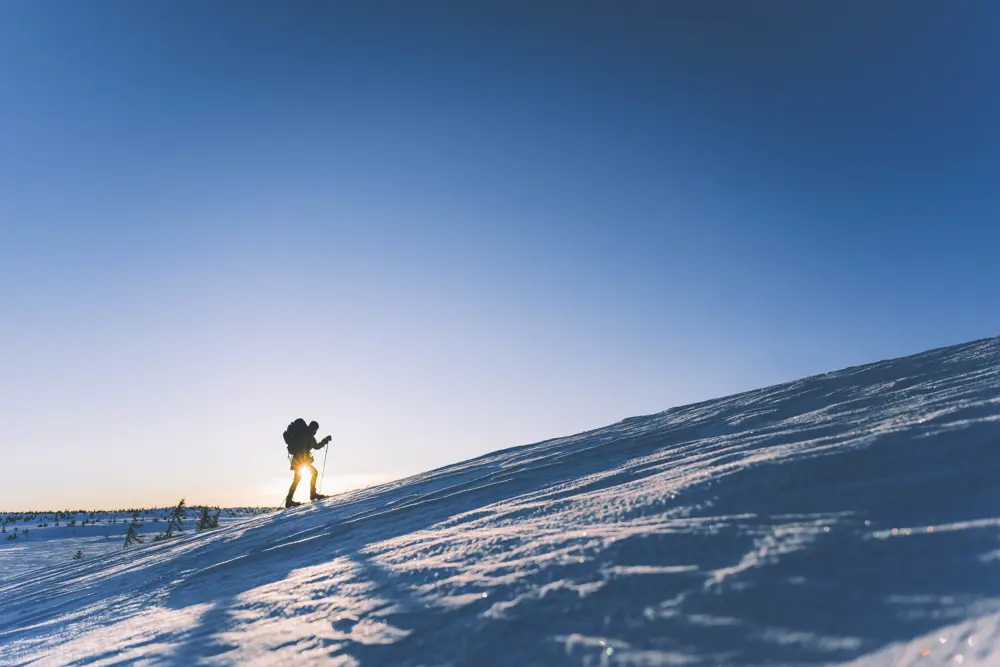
xmin=2 ymin=337 xmax=999 ymax=666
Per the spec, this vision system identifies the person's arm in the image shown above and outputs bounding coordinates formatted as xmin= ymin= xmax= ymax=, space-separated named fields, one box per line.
xmin=314 ymin=435 xmax=332 ymax=450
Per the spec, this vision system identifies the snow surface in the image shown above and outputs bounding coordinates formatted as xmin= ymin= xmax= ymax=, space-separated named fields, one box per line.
xmin=2 ymin=336 xmax=1000 ymax=666
xmin=0 ymin=510 xmax=267 ymax=582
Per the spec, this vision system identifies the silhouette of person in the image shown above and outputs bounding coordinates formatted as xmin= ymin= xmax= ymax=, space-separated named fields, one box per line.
xmin=285 ymin=420 xmax=331 ymax=507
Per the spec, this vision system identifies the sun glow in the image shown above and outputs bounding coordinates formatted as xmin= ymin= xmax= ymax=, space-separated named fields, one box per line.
xmin=262 ymin=472 xmax=401 ymax=506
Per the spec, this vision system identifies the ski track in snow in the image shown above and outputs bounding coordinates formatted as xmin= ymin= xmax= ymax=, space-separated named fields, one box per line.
xmin=2 ymin=337 xmax=1000 ymax=666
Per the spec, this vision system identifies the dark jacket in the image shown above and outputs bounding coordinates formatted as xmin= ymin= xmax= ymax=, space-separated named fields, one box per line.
xmin=290 ymin=433 xmax=329 ymax=470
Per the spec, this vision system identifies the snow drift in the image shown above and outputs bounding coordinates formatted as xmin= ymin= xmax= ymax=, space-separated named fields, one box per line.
xmin=2 ymin=336 xmax=999 ymax=666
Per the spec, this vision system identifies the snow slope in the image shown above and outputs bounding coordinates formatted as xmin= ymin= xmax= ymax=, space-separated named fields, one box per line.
xmin=0 ymin=510 xmax=269 ymax=582
xmin=2 ymin=336 xmax=999 ymax=666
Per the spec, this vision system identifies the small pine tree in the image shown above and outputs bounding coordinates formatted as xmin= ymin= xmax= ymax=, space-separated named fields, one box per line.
xmin=73 ymin=550 xmax=83 ymax=560
xmin=123 ymin=511 xmax=144 ymax=549
xmin=196 ymin=507 xmax=221 ymax=531
xmin=196 ymin=507 xmax=212 ymax=531
xmin=162 ymin=498 xmax=187 ymax=539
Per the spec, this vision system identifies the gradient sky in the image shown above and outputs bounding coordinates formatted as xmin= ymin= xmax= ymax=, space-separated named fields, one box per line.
xmin=2 ymin=2 xmax=998 ymax=510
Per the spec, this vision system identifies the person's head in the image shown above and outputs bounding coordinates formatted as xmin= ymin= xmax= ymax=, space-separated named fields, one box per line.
xmin=308 ymin=421 xmax=319 ymax=434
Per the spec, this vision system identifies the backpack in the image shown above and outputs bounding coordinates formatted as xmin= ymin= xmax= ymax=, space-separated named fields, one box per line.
xmin=283 ymin=418 xmax=309 ymax=456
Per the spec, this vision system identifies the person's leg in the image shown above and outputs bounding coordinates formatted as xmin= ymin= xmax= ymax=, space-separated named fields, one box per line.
xmin=286 ymin=468 xmax=303 ymax=506
xmin=309 ymin=466 xmax=326 ymax=500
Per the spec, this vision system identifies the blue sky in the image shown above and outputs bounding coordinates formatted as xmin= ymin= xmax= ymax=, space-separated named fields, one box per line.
xmin=2 ymin=2 xmax=998 ymax=510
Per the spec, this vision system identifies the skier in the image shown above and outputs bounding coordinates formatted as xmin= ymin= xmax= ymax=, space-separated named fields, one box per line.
xmin=283 ymin=419 xmax=332 ymax=508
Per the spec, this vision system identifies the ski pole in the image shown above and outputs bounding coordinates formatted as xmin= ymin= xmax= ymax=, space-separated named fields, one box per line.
xmin=319 ymin=440 xmax=330 ymax=495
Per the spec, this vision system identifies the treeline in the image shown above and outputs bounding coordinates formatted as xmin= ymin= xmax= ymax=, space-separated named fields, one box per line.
xmin=1 ymin=506 xmax=276 ymax=527
xmin=123 ymin=499 xmax=226 ymax=549
xmin=1 ymin=505 xmax=277 ymax=552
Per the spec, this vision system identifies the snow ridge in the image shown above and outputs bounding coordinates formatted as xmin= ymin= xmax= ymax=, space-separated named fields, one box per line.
xmin=2 ymin=336 xmax=999 ymax=666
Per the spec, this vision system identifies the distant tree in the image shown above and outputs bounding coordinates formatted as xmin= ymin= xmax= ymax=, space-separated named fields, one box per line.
xmin=157 ymin=498 xmax=187 ymax=540
xmin=196 ymin=507 xmax=211 ymax=531
xmin=169 ymin=498 xmax=187 ymax=533
xmin=73 ymin=550 xmax=82 ymax=560
xmin=123 ymin=511 xmax=144 ymax=550
xmin=196 ymin=507 xmax=221 ymax=531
